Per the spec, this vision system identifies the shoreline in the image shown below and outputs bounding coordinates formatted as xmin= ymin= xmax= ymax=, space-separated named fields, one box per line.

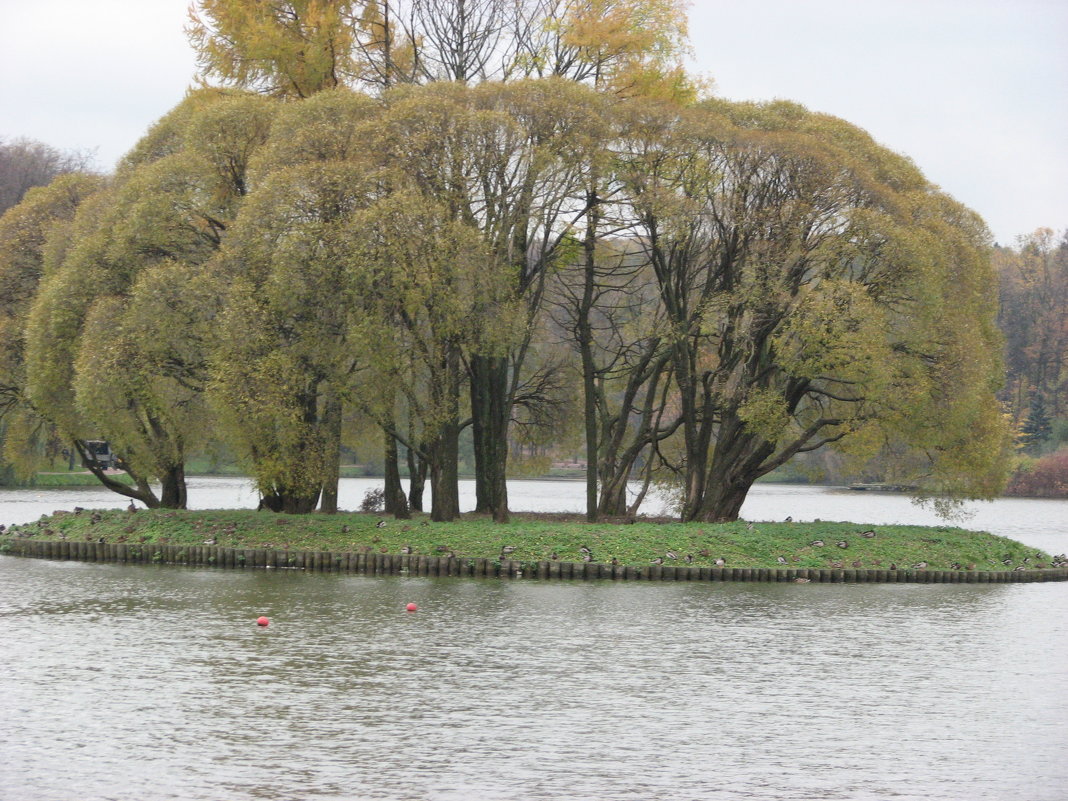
xmin=3 ymin=537 xmax=1066 ymax=584
xmin=1 ymin=507 xmax=1064 ymax=583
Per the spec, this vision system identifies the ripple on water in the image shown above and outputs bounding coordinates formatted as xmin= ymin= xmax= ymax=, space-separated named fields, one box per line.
xmin=1 ymin=557 xmax=1067 ymax=801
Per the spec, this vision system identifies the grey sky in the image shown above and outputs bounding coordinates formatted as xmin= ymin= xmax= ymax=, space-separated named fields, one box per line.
xmin=2 ymin=0 xmax=1064 ymax=244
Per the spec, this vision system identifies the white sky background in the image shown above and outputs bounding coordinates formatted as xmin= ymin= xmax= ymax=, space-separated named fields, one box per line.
xmin=1 ymin=0 xmax=1064 ymax=244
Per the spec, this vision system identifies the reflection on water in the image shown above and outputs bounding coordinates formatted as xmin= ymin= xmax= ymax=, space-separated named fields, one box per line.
xmin=1 ymin=556 xmax=1067 ymax=801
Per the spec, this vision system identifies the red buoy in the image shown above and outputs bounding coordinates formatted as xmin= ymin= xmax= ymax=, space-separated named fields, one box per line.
xmin=405 ymin=603 xmax=418 ymax=612
xmin=256 ymin=616 xmax=270 ymax=627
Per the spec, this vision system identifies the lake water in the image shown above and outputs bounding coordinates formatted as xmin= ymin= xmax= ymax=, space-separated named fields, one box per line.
xmin=2 ymin=479 xmax=1067 ymax=800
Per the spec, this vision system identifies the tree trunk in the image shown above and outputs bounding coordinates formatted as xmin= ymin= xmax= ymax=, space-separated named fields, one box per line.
xmin=75 ymin=439 xmax=162 ymax=508
xmin=407 ymin=442 xmax=426 ymax=512
xmin=259 ymin=486 xmax=321 ymax=514
xmin=694 ymin=477 xmax=751 ymax=523
xmin=158 ymin=462 xmax=187 ymax=509
xmin=691 ymin=416 xmax=776 ymax=523
xmin=428 ymin=423 xmax=461 ymax=522
xmin=318 ymin=394 xmax=342 ymax=514
xmin=384 ymin=428 xmax=410 ymax=518
xmin=579 ymin=185 xmax=599 ymax=521
xmin=470 ymin=353 xmax=509 ymax=522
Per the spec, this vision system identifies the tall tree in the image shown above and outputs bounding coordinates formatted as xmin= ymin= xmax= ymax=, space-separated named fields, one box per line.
xmin=373 ymin=79 xmax=605 ymax=520
xmin=618 ymin=98 xmax=1010 ymax=521
xmin=345 ymin=189 xmax=506 ymax=520
xmin=24 ymin=91 xmax=276 ymax=507
xmin=0 ymin=173 xmax=105 ymax=479
xmin=208 ymin=89 xmax=379 ymax=513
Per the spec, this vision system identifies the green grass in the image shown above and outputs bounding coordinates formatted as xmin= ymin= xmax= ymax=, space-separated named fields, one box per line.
xmin=3 ymin=508 xmax=1056 ymax=572
xmin=5 ymin=472 xmax=136 ymax=488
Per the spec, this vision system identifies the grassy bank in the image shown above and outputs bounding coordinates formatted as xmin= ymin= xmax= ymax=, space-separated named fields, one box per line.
xmin=2 ymin=472 xmax=135 ymax=489
xmin=3 ymin=508 xmax=1058 ymax=572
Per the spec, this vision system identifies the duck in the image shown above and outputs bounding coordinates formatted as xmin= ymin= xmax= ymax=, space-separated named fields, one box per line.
xmin=776 ymin=556 xmax=787 ymax=564
xmin=836 ymin=540 xmax=849 ymax=549
xmin=794 ymin=577 xmax=811 ymax=583
xmin=650 ymin=557 xmax=664 ymax=565
xmin=714 ymin=557 xmax=726 ymax=566
xmin=401 ymin=544 xmax=413 ymax=554
xmin=665 ymin=550 xmax=678 ymax=560
xmin=860 ymin=530 xmax=876 ymax=538
xmin=811 ymin=540 xmax=825 ymax=547
xmin=500 ymin=545 xmax=517 ymax=556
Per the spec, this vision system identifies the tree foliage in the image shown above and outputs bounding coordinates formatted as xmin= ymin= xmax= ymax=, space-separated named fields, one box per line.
xmin=1 ymin=2 xmax=1015 ymax=522
xmin=995 ymin=228 xmax=1068 ymax=444
xmin=22 ymin=90 xmax=276 ymax=507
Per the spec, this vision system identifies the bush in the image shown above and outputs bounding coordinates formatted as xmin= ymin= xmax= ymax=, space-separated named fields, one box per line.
xmin=1006 ymin=447 xmax=1068 ymax=498
xmin=360 ymin=487 xmax=386 ymax=512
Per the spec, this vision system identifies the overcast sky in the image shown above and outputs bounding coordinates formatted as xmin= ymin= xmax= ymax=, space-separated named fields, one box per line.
xmin=1 ymin=0 xmax=1064 ymax=244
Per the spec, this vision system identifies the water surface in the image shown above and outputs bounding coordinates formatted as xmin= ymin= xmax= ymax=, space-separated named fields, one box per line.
xmin=2 ymin=480 xmax=1066 ymax=800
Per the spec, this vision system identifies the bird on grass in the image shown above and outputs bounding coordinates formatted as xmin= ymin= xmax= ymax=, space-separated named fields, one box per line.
xmin=860 ymin=530 xmax=876 ymax=538
xmin=376 ymin=520 xmax=387 ymax=528
xmin=714 ymin=557 xmax=726 ymax=566
xmin=651 ymin=557 xmax=664 ymax=565
xmin=500 ymin=545 xmax=517 ymax=556
xmin=401 ymin=544 xmax=413 ymax=554
xmin=811 ymin=540 xmax=825 ymax=547
xmin=776 ymin=556 xmax=787 ymax=564
xmin=665 ymin=550 xmax=678 ymax=560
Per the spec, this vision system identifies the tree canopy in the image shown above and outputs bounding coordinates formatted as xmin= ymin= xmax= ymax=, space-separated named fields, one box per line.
xmin=0 ymin=2 xmax=1015 ymax=520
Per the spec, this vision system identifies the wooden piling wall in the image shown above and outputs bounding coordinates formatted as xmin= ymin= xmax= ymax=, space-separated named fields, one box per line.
xmin=2 ymin=538 xmax=1066 ymax=583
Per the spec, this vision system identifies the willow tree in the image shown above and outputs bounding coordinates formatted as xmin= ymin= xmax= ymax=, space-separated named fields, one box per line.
xmin=24 ymin=91 xmax=276 ymax=507
xmin=0 ymin=173 xmax=105 ymax=478
xmin=616 ymin=98 xmax=1009 ymax=522
xmin=370 ymin=78 xmax=605 ymax=519
xmin=346 ymin=190 xmax=511 ymax=520
xmin=208 ymin=89 xmax=381 ymax=513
